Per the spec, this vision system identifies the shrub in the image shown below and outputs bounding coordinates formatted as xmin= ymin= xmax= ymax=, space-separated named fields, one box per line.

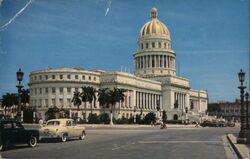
xmin=166 ymin=120 xmax=182 ymax=124
xmin=88 ymin=113 xmax=100 ymax=124
xmin=99 ymin=113 xmax=110 ymax=124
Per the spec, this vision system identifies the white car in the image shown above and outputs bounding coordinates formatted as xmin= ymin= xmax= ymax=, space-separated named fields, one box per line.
xmin=39 ymin=118 xmax=86 ymax=142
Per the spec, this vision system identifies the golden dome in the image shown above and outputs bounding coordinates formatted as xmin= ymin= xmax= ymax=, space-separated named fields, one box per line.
xmin=139 ymin=8 xmax=170 ymax=39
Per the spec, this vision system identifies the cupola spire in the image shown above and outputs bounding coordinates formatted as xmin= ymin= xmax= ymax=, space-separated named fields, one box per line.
xmin=150 ymin=7 xmax=157 ymax=19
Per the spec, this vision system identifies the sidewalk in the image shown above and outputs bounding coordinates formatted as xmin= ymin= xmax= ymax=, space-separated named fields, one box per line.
xmin=227 ymin=134 xmax=250 ymax=159
xmin=23 ymin=123 xmax=199 ymax=129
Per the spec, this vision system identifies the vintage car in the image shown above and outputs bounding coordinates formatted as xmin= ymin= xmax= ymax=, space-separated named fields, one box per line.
xmin=0 ymin=119 xmax=39 ymax=151
xmin=39 ymin=118 xmax=86 ymax=142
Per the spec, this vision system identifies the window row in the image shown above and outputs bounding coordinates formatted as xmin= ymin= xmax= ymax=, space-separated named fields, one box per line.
xmin=31 ymin=74 xmax=97 ymax=81
xmin=30 ymin=87 xmax=86 ymax=95
xmin=135 ymin=55 xmax=175 ymax=69
xmin=140 ymin=41 xmax=171 ymax=50
xmin=174 ymin=92 xmax=186 ymax=109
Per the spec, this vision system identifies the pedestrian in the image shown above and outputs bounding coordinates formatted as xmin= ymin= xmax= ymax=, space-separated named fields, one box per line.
xmin=39 ymin=118 xmax=44 ymax=128
xmin=195 ymin=120 xmax=199 ymax=127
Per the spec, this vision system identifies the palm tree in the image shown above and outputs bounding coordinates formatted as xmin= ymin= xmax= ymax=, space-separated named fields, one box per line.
xmin=107 ymin=88 xmax=127 ymax=125
xmin=98 ymin=88 xmax=109 ymax=113
xmin=1 ymin=93 xmax=18 ymax=115
xmin=71 ymin=91 xmax=82 ymax=120
xmin=80 ymin=88 xmax=88 ymax=121
xmin=82 ymin=86 xmax=96 ymax=115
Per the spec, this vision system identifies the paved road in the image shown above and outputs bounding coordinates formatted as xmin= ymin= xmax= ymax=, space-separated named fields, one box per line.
xmin=1 ymin=127 xmax=239 ymax=159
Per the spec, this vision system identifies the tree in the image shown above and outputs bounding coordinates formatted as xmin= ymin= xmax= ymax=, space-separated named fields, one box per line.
xmin=1 ymin=93 xmax=18 ymax=115
xmin=82 ymin=86 xmax=96 ymax=115
xmin=1 ymin=93 xmax=18 ymax=108
xmin=143 ymin=112 xmax=156 ymax=124
xmin=107 ymin=88 xmax=127 ymax=125
xmin=45 ymin=106 xmax=60 ymax=120
xmin=80 ymin=88 xmax=88 ymax=121
xmin=98 ymin=88 xmax=109 ymax=113
xmin=71 ymin=91 xmax=82 ymax=120
xmin=21 ymin=89 xmax=30 ymax=106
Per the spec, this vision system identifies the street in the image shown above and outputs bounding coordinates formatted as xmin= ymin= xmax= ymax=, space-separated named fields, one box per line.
xmin=1 ymin=127 xmax=239 ymax=159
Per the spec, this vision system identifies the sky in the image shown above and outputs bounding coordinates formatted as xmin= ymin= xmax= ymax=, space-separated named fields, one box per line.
xmin=0 ymin=0 xmax=249 ymax=103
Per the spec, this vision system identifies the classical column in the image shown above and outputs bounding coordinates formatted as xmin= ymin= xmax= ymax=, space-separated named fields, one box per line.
xmin=167 ymin=56 xmax=170 ymax=68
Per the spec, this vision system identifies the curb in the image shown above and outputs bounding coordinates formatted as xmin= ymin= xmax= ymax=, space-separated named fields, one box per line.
xmin=226 ymin=134 xmax=249 ymax=159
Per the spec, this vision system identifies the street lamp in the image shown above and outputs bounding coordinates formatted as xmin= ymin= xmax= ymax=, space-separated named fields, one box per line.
xmin=156 ymin=99 xmax=160 ymax=121
xmin=134 ymin=106 xmax=136 ymax=123
xmin=185 ymin=107 xmax=188 ymax=124
xmin=245 ymin=92 xmax=249 ymax=130
xmin=237 ymin=69 xmax=247 ymax=144
xmin=16 ymin=68 xmax=24 ymax=122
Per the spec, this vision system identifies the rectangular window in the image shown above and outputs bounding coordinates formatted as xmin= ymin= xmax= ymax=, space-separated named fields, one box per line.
xmin=75 ymin=75 xmax=78 ymax=79
xmin=67 ymin=75 xmax=71 ymax=79
xmin=45 ymin=99 xmax=48 ymax=107
xmin=52 ymin=75 xmax=55 ymax=79
xmin=39 ymin=88 xmax=42 ymax=94
xmin=52 ymin=88 xmax=56 ymax=93
xmin=34 ymin=76 xmax=37 ymax=80
xmin=82 ymin=75 xmax=85 ymax=80
xmin=94 ymin=77 xmax=96 ymax=81
xmin=152 ymin=42 xmax=155 ymax=48
xmin=67 ymin=88 xmax=71 ymax=93
xmin=45 ymin=88 xmax=48 ymax=93
xmin=89 ymin=76 xmax=91 ymax=80
xmin=45 ymin=75 xmax=48 ymax=80
xmin=60 ymin=87 xmax=63 ymax=93
xmin=152 ymin=55 xmax=155 ymax=67
xmin=39 ymin=75 xmax=42 ymax=80
xmin=60 ymin=75 xmax=63 ymax=79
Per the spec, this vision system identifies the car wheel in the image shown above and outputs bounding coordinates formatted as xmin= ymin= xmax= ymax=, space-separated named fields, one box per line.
xmin=79 ymin=131 xmax=86 ymax=140
xmin=28 ymin=136 xmax=37 ymax=147
xmin=61 ymin=134 xmax=67 ymax=142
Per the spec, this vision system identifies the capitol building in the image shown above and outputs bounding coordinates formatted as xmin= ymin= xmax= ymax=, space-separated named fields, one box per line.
xmin=29 ymin=8 xmax=208 ymax=121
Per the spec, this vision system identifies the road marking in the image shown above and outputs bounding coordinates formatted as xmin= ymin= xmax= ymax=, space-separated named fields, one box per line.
xmin=138 ymin=140 xmax=221 ymax=144
xmin=111 ymin=142 xmax=136 ymax=150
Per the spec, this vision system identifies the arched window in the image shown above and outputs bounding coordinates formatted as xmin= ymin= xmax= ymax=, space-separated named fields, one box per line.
xmin=152 ymin=42 xmax=155 ymax=48
xmin=164 ymin=42 xmax=167 ymax=48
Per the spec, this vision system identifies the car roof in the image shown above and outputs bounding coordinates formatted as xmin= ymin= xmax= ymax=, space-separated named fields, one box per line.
xmin=47 ymin=118 xmax=73 ymax=122
xmin=0 ymin=119 xmax=19 ymax=123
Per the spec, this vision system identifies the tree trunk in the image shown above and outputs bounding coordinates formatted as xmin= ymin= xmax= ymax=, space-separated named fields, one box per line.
xmin=110 ymin=106 xmax=113 ymax=126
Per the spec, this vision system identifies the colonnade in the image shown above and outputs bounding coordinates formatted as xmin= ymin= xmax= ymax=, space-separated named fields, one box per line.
xmin=174 ymin=92 xmax=186 ymax=110
xmin=135 ymin=55 xmax=175 ymax=69
xmin=136 ymin=91 xmax=161 ymax=110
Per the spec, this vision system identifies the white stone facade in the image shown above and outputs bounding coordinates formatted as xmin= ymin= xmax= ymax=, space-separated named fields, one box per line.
xmin=29 ymin=8 xmax=208 ymax=121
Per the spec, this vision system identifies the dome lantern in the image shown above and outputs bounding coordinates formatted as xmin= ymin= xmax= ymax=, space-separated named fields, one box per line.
xmin=151 ymin=7 xmax=157 ymax=19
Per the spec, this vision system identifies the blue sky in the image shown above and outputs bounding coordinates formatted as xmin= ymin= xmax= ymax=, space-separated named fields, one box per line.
xmin=0 ymin=0 xmax=249 ymax=103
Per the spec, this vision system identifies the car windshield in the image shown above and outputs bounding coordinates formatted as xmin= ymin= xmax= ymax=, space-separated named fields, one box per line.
xmin=47 ymin=121 xmax=60 ymax=126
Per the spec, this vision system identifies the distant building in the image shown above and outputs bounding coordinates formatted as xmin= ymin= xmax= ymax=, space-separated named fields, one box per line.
xmin=29 ymin=8 xmax=208 ymax=121
xmin=208 ymin=99 xmax=241 ymax=121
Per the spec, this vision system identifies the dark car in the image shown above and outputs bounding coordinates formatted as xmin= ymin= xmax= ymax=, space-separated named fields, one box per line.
xmin=200 ymin=120 xmax=219 ymax=127
xmin=0 ymin=119 xmax=39 ymax=151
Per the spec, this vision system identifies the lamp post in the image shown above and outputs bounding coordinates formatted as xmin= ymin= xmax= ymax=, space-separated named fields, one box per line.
xmin=134 ymin=106 xmax=136 ymax=123
xmin=16 ymin=68 xmax=24 ymax=122
xmin=185 ymin=107 xmax=188 ymax=124
xmin=156 ymin=99 xmax=160 ymax=122
xmin=237 ymin=69 xmax=247 ymax=144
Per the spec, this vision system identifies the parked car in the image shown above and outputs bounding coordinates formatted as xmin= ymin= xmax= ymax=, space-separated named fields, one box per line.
xmin=39 ymin=118 xmax=86 ymax=142
xmin=0 ymin=119 xmax=39 ymax=151
xmin=200 ymin=120 xmax=219 ymax=127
